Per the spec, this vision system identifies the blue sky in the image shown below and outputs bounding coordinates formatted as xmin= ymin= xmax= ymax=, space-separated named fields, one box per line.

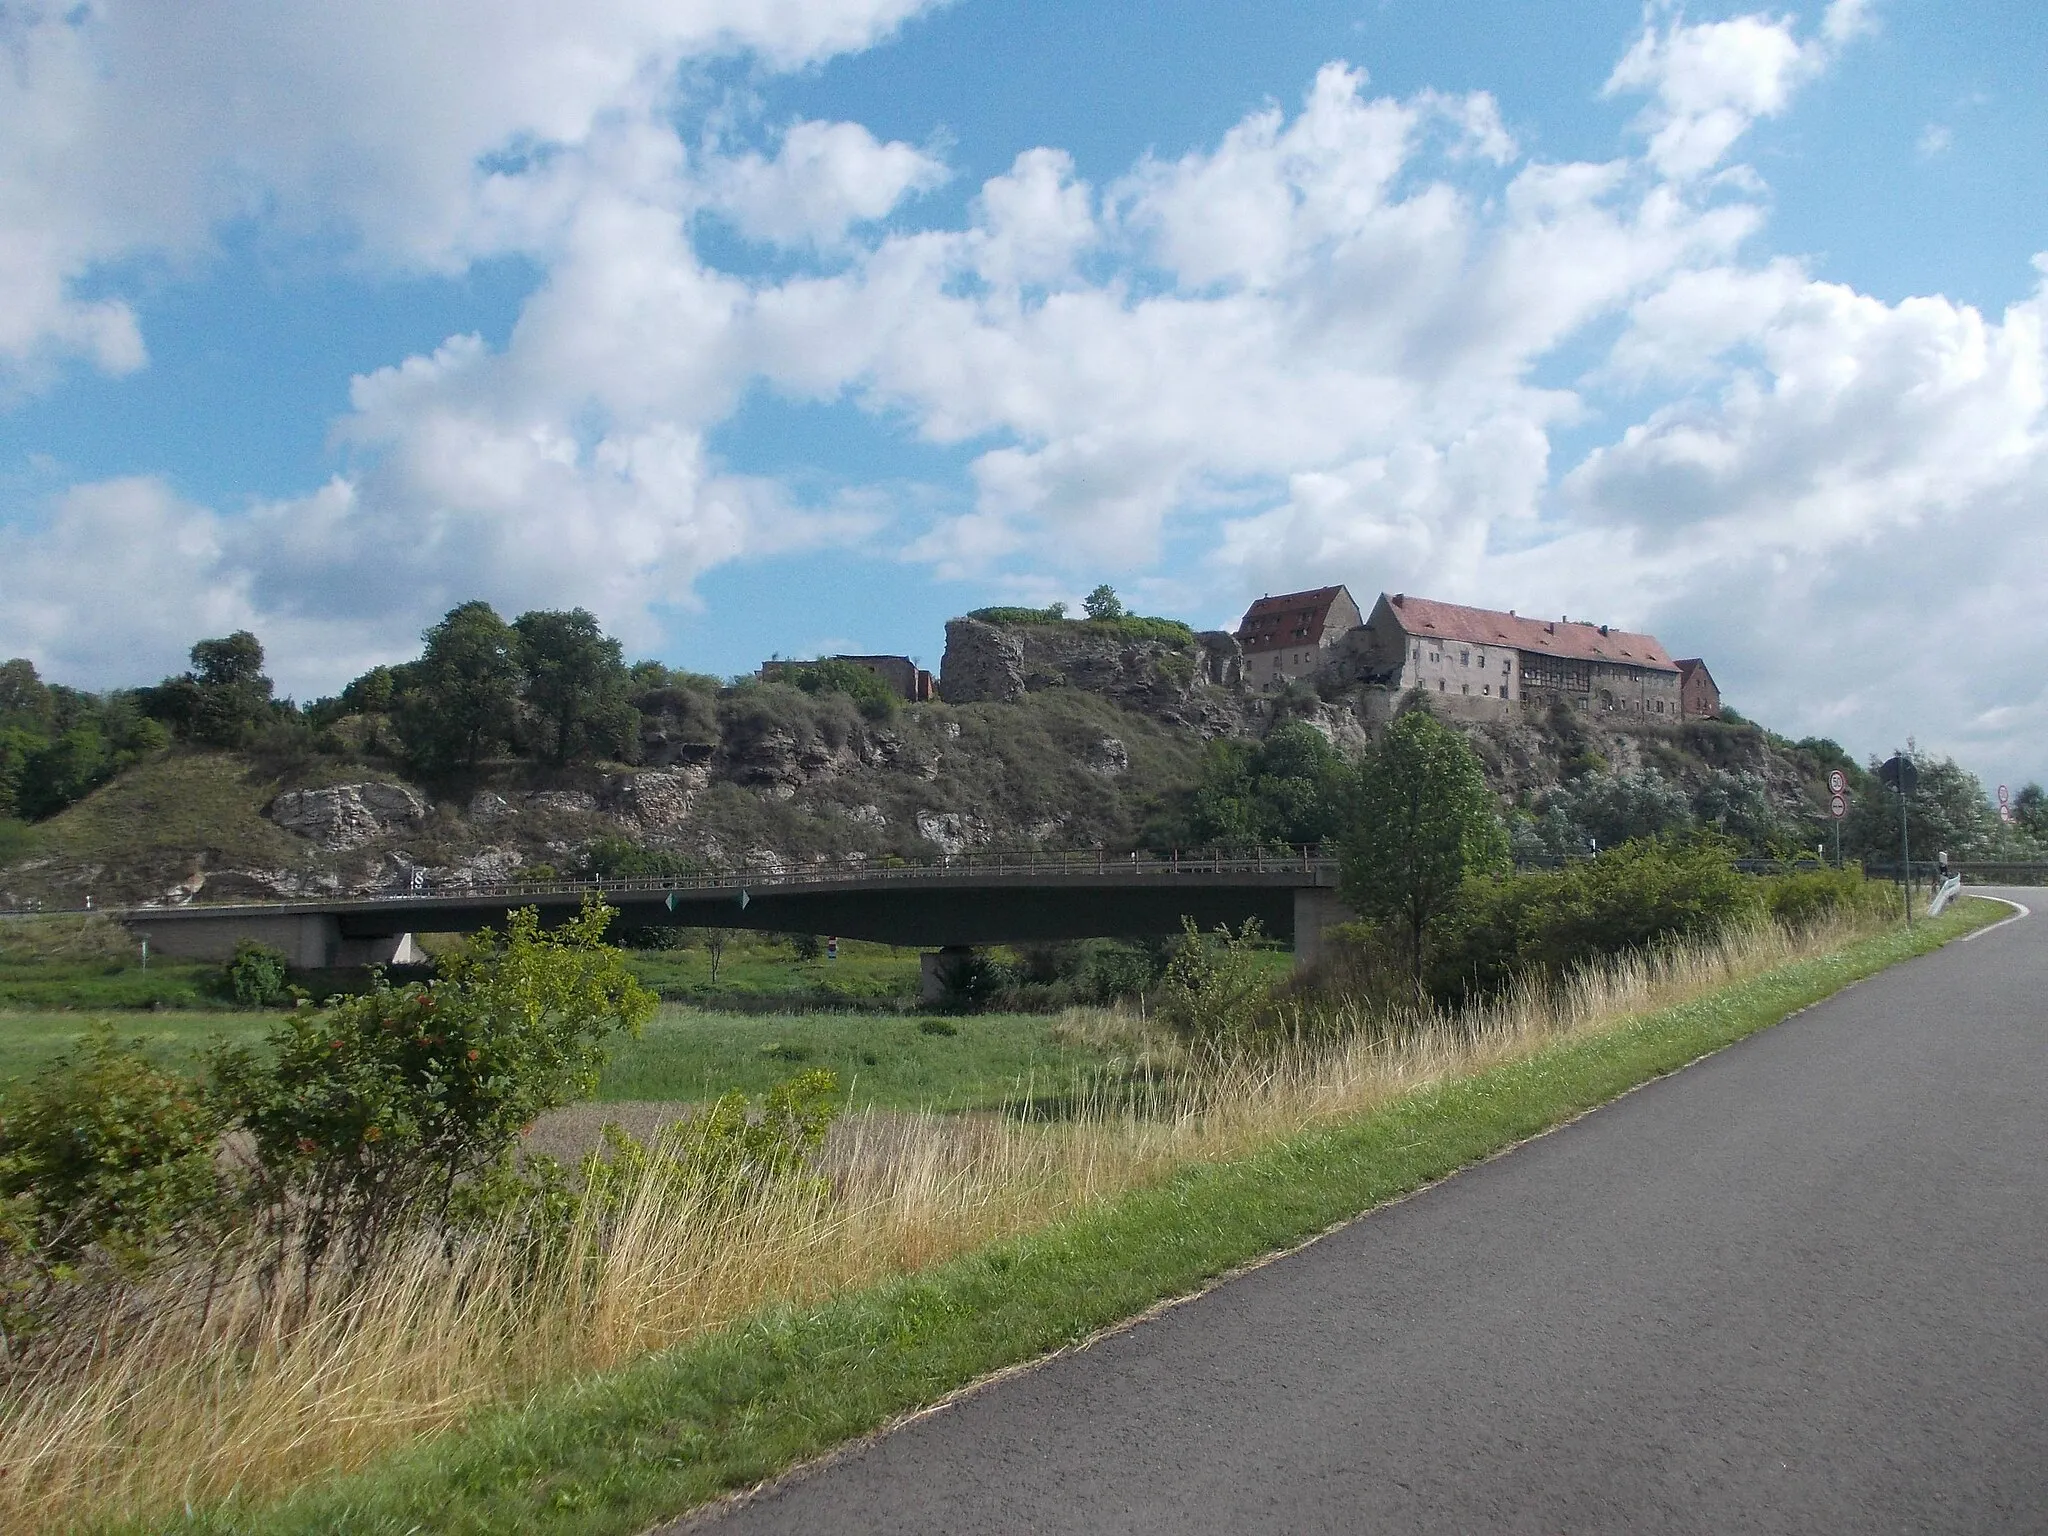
xmin=1 ymin=0 xmax=2044 ymax=784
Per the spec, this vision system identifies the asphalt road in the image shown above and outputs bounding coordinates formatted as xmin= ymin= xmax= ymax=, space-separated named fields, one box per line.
xmin=689 ymin=894 xmax=2047 ymax=1534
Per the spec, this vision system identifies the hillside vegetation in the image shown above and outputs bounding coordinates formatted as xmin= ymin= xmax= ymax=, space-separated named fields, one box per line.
xmin=3 ymin=596 xmax=2044 ymax=909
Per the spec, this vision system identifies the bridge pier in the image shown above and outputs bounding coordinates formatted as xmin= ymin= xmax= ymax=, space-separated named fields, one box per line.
xmin=1292 ymin=887 xmax=1357 ymax=974
xmin=121 ymin=912 xmax=424 ymax=970
xmin=920 ymin=946 xmax=977 ymax=1004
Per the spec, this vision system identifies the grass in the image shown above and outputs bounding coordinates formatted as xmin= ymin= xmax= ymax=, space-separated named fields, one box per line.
xmin=598 ymin=1008 xmax=1108 ymax=1111
xmin=622 ymin=937 xmax=919 ymax=1006
xmin=4 ymin=752 xmax=307 ymax=905
xmin=0 ymin=1000 xmax=1109 ymax=1113
xmin=0 ymin=898 xmax=1999 ymax=1534
xmin=0 ymin=912 xmax=239 ymax=1014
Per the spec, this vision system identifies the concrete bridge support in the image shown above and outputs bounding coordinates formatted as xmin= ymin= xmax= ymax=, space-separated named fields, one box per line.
xmin=920 ymin=946 xmax=977 ymax=1004
xmin=1292 ymin=886 xmax=1357 ymax=974
xmin=121 ymin=912 xmax=424 ymax=970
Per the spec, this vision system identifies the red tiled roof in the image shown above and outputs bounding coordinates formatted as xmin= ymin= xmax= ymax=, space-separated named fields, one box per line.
xmin=1381 ymin=594 xmax=1679 ymax=672
xmin=1237 ymin=587 xmax=1347 ymax=654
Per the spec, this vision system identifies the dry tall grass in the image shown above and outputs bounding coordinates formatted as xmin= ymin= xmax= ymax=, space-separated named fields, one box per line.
xmin=0 ymin=913 xmax=1883 ymax=1530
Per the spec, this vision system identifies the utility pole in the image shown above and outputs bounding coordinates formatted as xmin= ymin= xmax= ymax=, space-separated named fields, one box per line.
xmin=1879 ymin=752 xmax=1917 ymax=927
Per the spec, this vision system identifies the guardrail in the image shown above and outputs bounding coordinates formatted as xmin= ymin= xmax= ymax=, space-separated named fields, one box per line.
xmin=3 ymin=847 xmax=1340 ymax=920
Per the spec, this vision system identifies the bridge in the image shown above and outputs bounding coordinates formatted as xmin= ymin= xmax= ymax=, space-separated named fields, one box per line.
xmin=111 ymin=850 xmax=1352 ymax=992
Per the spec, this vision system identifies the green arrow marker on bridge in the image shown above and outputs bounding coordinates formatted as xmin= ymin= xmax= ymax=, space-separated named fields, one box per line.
xmin=736 ymin=889 xmax=750 ymax=911
xmin=665 ymin=891 xmax=678 ymax=912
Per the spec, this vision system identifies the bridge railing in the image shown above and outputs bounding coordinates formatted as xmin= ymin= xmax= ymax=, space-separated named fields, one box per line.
xmin=59 ymin=846 xmax=1340 ymax=918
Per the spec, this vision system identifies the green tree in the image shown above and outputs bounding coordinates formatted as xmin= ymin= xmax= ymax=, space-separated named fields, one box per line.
xmin=396 ymin=602 xmax=521 ymax=771
xmin=0 ymin=659 xmax=51 ymax=729
xmin=1176 ymin=722 xmax=1350 ymax=851
xmin=1843 ymin=750 xmax=1993 ymax=864
xmin=513 ymin=608 xmax=637 ymax=764
xmin=142 ymin=631 xmax=277 ymax=746
xmin=1339 ymin=709 xmax=1508 ymax=984
xmin=1083 ymin=584 xmax=1125 ymax=621
xmin=2009 ymin=783 xmax=2046 ymax=841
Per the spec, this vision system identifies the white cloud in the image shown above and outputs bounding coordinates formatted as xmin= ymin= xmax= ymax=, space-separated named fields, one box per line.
xmin=0 ymin=0 xmax=945 ymax=385
xmin=1603 ymin=3 xmax=1867 ymax=179
xmin=1916 ymin=123 xmax=1954 ymax=159
xmin=8 ymin=1 xmax=2048 ymax=782
xmin=710 ymin=120 xmax=947 ymax=247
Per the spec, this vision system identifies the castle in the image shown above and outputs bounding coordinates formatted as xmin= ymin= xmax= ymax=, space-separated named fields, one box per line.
xmin=1235 ymin=586 xmax=1719 ymax=721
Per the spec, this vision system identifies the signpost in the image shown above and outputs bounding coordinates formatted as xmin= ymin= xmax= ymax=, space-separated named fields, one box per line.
xmin=1877 ymin=753 xmax=1918 ymax=925
xmin=1998 ymin=784 xmax=2012 ymax=825
xmin=1825 ymin=769 xmax=1848 ymax=867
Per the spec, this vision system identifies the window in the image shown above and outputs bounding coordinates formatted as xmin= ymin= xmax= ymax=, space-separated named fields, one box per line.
xmin=1475 ymin=650 xmax=1486 ymax=667
xmin=1430 ymin=651 xmax=1440 ymax=663
xmin=1461 ymin=683 xmax=1470 ymax=695
xmin=1460 ymin=650 xmax=1470 ymax=666
xmin=1437 ymin=679 xmax=1446 ymax=691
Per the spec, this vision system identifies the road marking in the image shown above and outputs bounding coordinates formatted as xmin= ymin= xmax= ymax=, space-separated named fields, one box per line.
xmin=1960 ymin=897 xmax=2031 ymax=941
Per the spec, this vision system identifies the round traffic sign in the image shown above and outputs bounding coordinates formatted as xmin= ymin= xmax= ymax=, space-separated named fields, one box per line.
xmin=1827 ymin=769 xmax=1847 ymax=795
xmin=1997 ymin=783 xmax=2011 ymax=806
xmin=1829 ymin=792 xmax=1848 ymax=819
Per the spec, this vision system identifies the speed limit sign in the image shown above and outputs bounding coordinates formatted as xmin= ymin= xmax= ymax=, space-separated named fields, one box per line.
xmin=1827 ymin=769 xmax=1847 ymax=796
xmin=1830 ymin=792 xmax=1848 ymax=819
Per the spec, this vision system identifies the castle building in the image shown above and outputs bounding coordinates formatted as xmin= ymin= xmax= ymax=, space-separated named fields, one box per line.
xmin=760 ymin=654 xmax=934 ymax=702
xmin=1234 ymin=586 xmax=1364 ymax=691
xmin=1348 ymin=593 xmax=1684 ymax=718
xmin=1676 ymin=658 xmax=1720 ymax=718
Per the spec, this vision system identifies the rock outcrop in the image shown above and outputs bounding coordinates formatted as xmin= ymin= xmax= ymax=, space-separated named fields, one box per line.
xmin=269 ymin=782 xmax=430 ymax=851
xmin=939 ymin=617 xmax=1247 ymax=734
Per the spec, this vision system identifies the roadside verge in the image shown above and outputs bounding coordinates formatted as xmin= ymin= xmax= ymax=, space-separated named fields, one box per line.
xmin=158 ymin=900 xmax=2004 ymax=1536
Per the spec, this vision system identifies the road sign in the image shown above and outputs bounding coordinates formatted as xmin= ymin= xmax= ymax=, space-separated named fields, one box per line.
xmin=1877 ymin=754 xmax=1918 ymax=795
xmin=1830 ymin=792 xmax=1848 ymax=819
xmin=1827 ymin=769 xmax=1847 ymax=795
xmin=1998 ymin=784 xmax=2011 ymax=807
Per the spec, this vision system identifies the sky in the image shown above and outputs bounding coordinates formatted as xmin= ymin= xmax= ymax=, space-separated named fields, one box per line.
xmin=0 ymin=0 xmax=2044 ymax=787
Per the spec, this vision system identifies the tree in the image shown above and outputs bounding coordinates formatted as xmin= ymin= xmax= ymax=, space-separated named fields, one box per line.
xmin=1083 ymin=584 xmax=1125 ymax=622
xmin=1842 ymin=749 xmax=1993 ymax=864
xmin=0 ymin=659 xmax=51 ymax=728
xmin=396 ymin=602 xmax=521 ymax=771
xmin=512 ymin=608 xmax=636 ymax=764
xmin=1338 ymin=710 xmax=1508 ymax=984
xmin=141 ymin=631 xmax=276 ymax=746
xmin=2012 ymin=783 xmax=2048 ymax=842
xmin=1177 ymin=722 xmax=1350 ymax=851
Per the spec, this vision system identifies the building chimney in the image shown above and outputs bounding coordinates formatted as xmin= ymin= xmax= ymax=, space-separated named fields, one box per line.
xmin=1599 ymin=624 xmax=1609 ymax=636
xmin=1392 ymin=593 xmax=1405 ymax=605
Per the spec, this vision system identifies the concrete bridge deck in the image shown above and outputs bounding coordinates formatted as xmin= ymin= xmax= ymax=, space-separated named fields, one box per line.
xmin=106 ymin=851 xmax=1350 ymax=972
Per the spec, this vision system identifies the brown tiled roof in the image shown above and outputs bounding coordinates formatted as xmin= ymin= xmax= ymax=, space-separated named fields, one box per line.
xmin=1237 ymin=587 xmax=1347 ymax=655
xmin=1382 ymin=594 xmax=1679 ymax=672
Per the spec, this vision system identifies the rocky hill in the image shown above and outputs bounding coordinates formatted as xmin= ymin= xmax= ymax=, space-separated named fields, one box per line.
xmin=0 ymin=609 xmax=1885 ymax=911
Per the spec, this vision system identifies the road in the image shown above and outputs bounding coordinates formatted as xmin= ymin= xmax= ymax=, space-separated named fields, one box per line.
xmin=685 ymin=894 xmax=2048 ymax=1533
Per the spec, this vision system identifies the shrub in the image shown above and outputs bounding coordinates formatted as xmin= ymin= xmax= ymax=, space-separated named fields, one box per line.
xmin=0 ymin=1028 xmax=226 ymax=1334
xmin=778 ymin=659 xmax=900 ymax=721
xmin=1084 ymin=940 xmax=1161 ymax=1002
xmin=223 ymin=940 xmax=290 ymax=1006
xmin=1155 ymin=918 xmax=1274 ymax=1048
xmin=208 ymin=898 xmax=654 ymax=1270
xmin=1432 ymin=837 xmax=1763 ymax=1003
xmin=1761 ymin=867 xmax=1895 ymax=929
xmin=581 ymin=1071 xmax=839 ymax=1210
